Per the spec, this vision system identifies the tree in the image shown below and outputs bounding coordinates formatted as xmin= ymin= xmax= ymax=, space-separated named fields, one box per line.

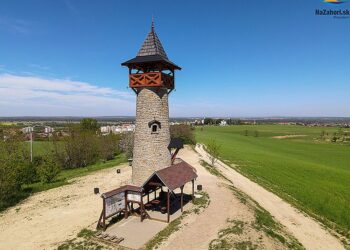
xmin=80 ymin=118 xmax=99 ymax=132
xmin=0 ymin=136 xmax=30 ymax=207
xmin=53 ymin=128 xmax=100 ymax=169
xmin=120 ymin=132 xmax=134 ymax=158
xmin=254 ymin=130 xmax=259 ymax=137
xmin=99 ymin=134 xmax=121 ymax=161
xmin=320 ymin=130 xmax=325 ymax=140
xmin=204 ymin=118 xmax=214 ymax=125
xmin=37 ymin=156 xmax=61 ymax=183
xmin=206 ymin=139 xmax=221 ymax=167
xmin=170 ymin=124 xmax=196 ymax=145
xmin=244 ymin=130 xmax=249 ymax=136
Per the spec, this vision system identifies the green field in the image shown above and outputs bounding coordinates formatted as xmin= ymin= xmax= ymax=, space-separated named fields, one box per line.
xmin=196 ymin=125 xmax=350 ymax=237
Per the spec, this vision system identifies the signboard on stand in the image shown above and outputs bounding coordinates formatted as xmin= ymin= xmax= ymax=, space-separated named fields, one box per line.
xmin=127 ymin=191 xmax=141 ymax=203
xmin=105 ymin=192 xmax=125 ymax=217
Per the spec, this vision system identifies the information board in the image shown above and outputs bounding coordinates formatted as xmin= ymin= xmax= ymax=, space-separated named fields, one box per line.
xmin=127 ymin=191 xmax=141 ymax=202
xmin=104 ymin=192 xmax=125 ymax=218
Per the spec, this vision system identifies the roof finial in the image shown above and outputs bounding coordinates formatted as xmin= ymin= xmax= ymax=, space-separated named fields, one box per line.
xmin=151 ymin=15 xmax=155 ymax=31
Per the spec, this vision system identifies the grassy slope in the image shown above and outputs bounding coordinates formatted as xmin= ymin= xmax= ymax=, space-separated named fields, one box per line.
xmin=24 ymin=154 xmax=127 ymax=193
xmin=196 ymin=125 xmax=350 ymax=236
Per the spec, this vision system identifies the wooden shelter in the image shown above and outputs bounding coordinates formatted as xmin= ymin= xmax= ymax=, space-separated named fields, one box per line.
xmin=141 ymin=159 xmax=197 ymax=223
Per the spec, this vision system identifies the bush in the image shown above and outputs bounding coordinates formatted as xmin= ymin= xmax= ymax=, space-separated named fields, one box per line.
xmin=170 ymin=125 xmax=196 ymax=145
xmin=0 ymin=137 xmax=29 ymax=207
xmin=120 ymin=132 xmax=134 ymax=158
xmin=54 ymin=128 xmax=100 ymax=169
xmin=80 ymin=118 xmax=99 ymax=132
xmin=99 ymin=134 xmax=121 ymax=161
xmin=206 ymin=139 xmax=221 ymax=166
xmin=37 ymin=157 xmax=61 ymax=183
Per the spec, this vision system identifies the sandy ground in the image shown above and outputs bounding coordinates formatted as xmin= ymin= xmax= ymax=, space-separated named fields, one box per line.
xmin=0 ymin=163 xmax=131 ymax=250
xmin=196 ymin=144 xmax=345 ymax=250
xmin=272 ymin=135 xmax=307 ymax=139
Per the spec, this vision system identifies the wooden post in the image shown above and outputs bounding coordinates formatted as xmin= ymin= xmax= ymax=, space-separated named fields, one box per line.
xmin=124 ymin=191 xmax=128 ymax=219
xmin=147 ymin=193 xmax=149 ymax=203
xmin=167 ymin=188 xmax=170 ymax=223
xmin=140 ymin=199 xmax=144 ymax=222
xmin=192 ymin=179 xmax=195 ymax=203
xmin=154 ymin=189 xmax=156 ymax=199
xmin=102 ymin=198 xmax=106 ymax=230
xmin=180 ymin=186 xmax=184 ymax=212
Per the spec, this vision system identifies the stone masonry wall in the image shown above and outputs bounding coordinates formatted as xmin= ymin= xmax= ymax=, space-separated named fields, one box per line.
xmin=132 ymin=87 xmax=171 ymax=186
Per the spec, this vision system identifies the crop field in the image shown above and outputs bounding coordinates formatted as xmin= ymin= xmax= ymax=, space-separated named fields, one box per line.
xmin=196 ymin=125 xmax=350 ymax=237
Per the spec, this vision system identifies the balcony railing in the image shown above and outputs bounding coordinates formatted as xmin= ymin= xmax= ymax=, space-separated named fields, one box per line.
xmin=129 ymin=72 xmax=173 ymax=89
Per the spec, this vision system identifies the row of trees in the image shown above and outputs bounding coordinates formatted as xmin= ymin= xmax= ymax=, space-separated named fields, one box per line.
xmin=202 ymin=118 xmax=242 ymax=125
xmin=170 ymin=124 xmax=196 ymax=145
xmin=320 ymin=129 xmax=350 ymax=143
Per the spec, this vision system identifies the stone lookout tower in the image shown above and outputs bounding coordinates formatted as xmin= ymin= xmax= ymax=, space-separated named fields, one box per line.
xmin=122 ymin=22 xmax=181 ymax=186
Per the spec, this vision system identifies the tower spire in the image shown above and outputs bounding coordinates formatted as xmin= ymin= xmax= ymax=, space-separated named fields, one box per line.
xmin=136 ymin=19 xmax=168 ymax=59
xmin=151 ymin=15 xmax=155 ymax=32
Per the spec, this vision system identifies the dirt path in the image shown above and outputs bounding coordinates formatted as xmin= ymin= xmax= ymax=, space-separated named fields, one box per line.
xmin=0 ymin=164 xmax=131 ymax=250
xmin=196 ymin=144 xmax=345 ymax=250
xmin=158 ymin=147 xmax=291 ymax=250
xmin=272 ymin=135 xmax=307 ymax=139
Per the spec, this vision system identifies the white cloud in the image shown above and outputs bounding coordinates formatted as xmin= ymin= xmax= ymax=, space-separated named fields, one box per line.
xmin=0 ymin=74 xmax=135 ymax=116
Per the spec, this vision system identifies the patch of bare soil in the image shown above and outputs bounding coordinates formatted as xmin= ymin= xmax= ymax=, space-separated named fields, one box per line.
xmin=0 ymin=164 xmax=131 ymax=250
xmin=272 ymin=135 xmax=307 ymax=139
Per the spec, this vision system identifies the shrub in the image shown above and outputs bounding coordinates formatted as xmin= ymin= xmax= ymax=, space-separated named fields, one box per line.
xmin=120 ymin=132 xmax=134 ymax=158
xmin=54 ymin=129 xmax=100 ymax=169
xmin=99 ymin=134 xmax=121 ymax=161
xmin=206 ymin=139 xmax=221 ymax=166
xmin=37 ymin=157 xmax=61 ymax=183
xmin=170 ymin=125 xmax=196 ymax=145
xmin=80 ymin=118 xmax=99 ymax=132
xmin=0 ymin=137 xmax=29 ymax=207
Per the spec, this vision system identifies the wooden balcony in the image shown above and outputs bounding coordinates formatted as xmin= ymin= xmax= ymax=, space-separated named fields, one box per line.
xmin=129 ymin=72 xmax=174 ymax=89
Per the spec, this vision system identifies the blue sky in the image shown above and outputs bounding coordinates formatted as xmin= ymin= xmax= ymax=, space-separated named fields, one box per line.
xmin=0 ymin=0 xmax=349 ymax=117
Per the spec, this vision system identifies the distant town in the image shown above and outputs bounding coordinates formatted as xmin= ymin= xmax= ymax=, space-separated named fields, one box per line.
xmin=1 ymin=116 xmax=350 ymax=141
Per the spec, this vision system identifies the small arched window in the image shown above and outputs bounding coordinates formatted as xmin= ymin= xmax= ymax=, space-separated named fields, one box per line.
xmin=149 ymin=120 xmax=161 ymax=134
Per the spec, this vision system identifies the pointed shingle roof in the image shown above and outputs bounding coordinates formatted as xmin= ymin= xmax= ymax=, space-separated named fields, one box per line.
xmin=121 ymin=21 xmax=181 ymax=70
xmin=137 ymin=23 xmax=169 ymax=59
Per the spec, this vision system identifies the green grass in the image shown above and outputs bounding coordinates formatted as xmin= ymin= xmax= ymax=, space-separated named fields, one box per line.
xmin=196 ymin=125 xmax=350 ymax=238
xmin=57 ymin=228 xmax=107 ymax=250
xmin=22 ymin=141 xmax=62 ymax=157
xmin=23 ymin=154 xmax=127 ymax=194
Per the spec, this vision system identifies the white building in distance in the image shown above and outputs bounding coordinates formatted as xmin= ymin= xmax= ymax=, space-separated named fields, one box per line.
xmin=100 ymin=124 xmax=135 ymax=134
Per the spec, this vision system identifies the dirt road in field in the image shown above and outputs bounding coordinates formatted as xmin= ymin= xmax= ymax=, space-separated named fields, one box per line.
xmin=196 ymin=144 xmax=345 ymax=250
xmin=158 ymin=147 xmax=290 ymax=250
xmin=0 ymin=164 xmax=131 ymax=250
